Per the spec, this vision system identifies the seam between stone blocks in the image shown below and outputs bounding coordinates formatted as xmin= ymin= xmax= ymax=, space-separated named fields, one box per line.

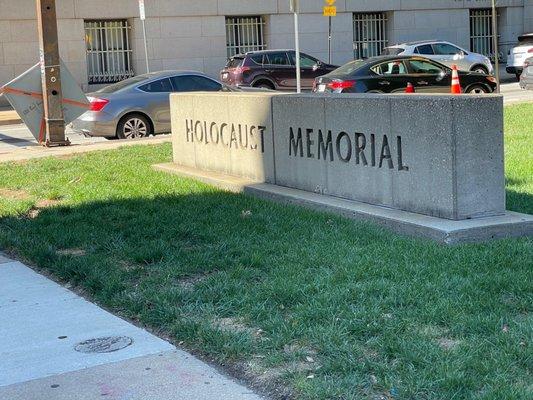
xmin=451 ymin=98 xmax=459 ymax=220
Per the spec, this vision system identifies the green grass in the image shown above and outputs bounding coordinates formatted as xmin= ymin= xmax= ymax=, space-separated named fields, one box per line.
xmin=0 ymin=104 xmax=532 ymax=399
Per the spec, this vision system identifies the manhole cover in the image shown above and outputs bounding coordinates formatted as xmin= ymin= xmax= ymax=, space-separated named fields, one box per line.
xmin=74 ymin=336 xmax=133 ymax=353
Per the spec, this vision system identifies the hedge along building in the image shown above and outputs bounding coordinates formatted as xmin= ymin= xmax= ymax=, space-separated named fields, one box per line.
xmin=0 ymin=0 xmax=532 ymax=103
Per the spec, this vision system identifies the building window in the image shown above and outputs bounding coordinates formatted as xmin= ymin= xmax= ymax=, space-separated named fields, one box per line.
xmin=469 ymin=9 xmax=497 ymax=61
xmin=353 ymin=12 xmax=388 ymax=59
xmin=85 ymin=20 xmax=134 ymax=84
xmin=225 ymin=16 xmax=266 ymax=58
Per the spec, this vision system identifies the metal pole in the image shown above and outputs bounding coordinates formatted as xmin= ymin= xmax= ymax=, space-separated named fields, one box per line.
xmin=328 ymin=16 xmax=332 ymax=64
xmin=492 ymin=0 xmax=500 ymax=93
xmin=142 ymin=19 xmax=150 ymax=73
xmin=35 ymin=0 xmax=68 ymax=146
xmin=294 ymin=11 xmax=301 ymax=93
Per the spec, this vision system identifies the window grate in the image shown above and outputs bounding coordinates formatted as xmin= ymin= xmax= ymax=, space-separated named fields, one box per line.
xmin=469 ymin=9 xmax=496 ymax=61
xmin=225 ymin=16 xmax=266 ymax=58
xmin=353 ymin=12 xmax=388 ymax=59
xmin=85 ymin=20 xmax=134 ymax=85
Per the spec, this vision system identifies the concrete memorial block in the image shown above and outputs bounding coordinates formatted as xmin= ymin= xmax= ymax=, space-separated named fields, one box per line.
xmin=158 ymin=92 xmax=531 ymax=243
xmin=170 ymin=92 xmax=277 ymax=183
xmin=272 ymin=94 xmax=505 ymax=220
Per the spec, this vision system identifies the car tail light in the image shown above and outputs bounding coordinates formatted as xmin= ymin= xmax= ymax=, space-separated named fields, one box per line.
xmin=327 ymin=80 xmax=356 ymax=90
xmin=486 ymin=76 xmax=497 ymax=83
xmin=312 ymin=80 xmax=317 ymax=91
xmin=88 ymin=97 xmax=109 ymax=112
xmin=528 ymin=48 xmax=533 ymax=53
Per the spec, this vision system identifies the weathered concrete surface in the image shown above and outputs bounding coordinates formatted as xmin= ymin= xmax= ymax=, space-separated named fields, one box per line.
xmin=170 ymin=92 xmax=278 ymax=183
xmin=0 ymin=260 xmax=174 ymax=387
xmin=0 ymin=256 xmax=264 ymax=398
xmin=272 ymin=93 xmax=505 ymax=220
xmin=153 ymin=165 xmax=533 ymax=244
xmin=0 ymin=351 xmax=263 ymax=400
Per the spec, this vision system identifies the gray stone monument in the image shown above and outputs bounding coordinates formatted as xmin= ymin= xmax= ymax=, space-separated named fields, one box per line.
xmin=155 ymin=92 xmax=532 ymax=244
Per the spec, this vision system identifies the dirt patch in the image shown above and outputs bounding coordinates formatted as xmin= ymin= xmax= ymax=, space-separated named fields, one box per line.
xmin=214 ymin=317 xmax=259 ymax=336
xmin=35 ymin=198 xmax=63 ymax=208
xmin=56 ymin=248 xmax=86 ymax=257
xmin=0 ymin=188 xmax=31 ymax=200
xmin=437 ymin=338 xmax=461 ymax=350
xmin=177 ymin=271 xmax=217 ymax=290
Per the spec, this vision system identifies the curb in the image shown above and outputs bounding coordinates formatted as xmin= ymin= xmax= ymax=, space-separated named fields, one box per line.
xmin=0 ymin=118 xmax=22 ymax=126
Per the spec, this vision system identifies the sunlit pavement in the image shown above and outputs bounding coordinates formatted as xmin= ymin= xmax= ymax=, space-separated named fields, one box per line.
xmin=0 ymin=124 xmax=107 ymax=155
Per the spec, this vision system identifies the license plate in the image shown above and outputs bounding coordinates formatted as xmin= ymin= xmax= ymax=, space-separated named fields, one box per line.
xmin=317 ymin=84 xmax=326 ymax=92
xmin=222 ymin=72 xmax=229 ymax=80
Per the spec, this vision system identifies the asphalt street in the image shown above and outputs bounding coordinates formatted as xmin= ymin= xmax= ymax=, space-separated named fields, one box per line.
xmin=0 ymin=83 xmax=530 ymax=157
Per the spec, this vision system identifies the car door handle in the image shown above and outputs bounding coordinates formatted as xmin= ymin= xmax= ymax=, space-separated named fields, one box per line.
xmin=417 ymin=81 xmax=429 ymax=85
xmin=378 ymin=81 xmax=390 ymax=85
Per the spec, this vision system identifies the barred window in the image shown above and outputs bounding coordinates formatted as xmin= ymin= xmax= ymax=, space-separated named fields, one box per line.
xmin=225 ymin=16 xmax=266 ymax=58
xmin=85 ymin=20 xmax=134 ymax=85
xmin=470 ymin=9 xmax=496 ymax=60
xmin=353 ymin=12 xmax=388 ymax=59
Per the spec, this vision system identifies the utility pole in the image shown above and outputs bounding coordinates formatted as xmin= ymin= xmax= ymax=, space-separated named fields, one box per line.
xmin=36 ymin=0 xmax=68 ymax=146
xmin=290 ymin=0 xmax=301 ymax=93
xmin=491 ymin=0 xmax=500 ymax=93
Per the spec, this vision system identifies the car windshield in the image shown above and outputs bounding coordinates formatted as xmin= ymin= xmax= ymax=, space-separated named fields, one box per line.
xmin=517 ymin=35 xmax=533 ymax=44
xmin=333 ymin=60 xmax=366 ymax=75
xmin=381 ymin=48 xmax=404 ymax=56
xmin=97 ymin=75 xmax=150 ymax=93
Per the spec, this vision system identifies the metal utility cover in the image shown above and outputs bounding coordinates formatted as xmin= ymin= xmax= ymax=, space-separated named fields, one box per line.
xmin=0 ymin=60 xmax=89 ymax=141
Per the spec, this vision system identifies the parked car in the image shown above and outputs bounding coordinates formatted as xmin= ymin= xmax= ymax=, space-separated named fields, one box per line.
xmin=507 ymin=33 xmax=533 ymax=80
xmin=382 ymin=40 xmax=493 ymax=75
xmin=312 ymin=56 xmax=497 ymax=94
xmin=519 ymin=56 xmax=533 ymax=90
xmin=220 ymin=50 xmax=338 ymax=91
xmin=71 ymin=71 xmax=237 ymax=139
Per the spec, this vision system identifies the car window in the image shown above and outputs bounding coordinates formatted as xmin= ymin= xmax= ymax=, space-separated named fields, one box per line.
xmin=409 ymin=59 xmax=444 ymax=74
xmin=138 ymin=78 xmax=173 ymax=93
xmin=268 ymin=52 xmax=290 ymax=66
xmin=97 ymin=75 xmax=149 ymax=93
xmin=414 ymin=44 xmax=435 ymax=55
xmin=333 ymin=60 xmax=366 ymax=75
xmin=371 ymin=60 xmax=408 ymax=75
xmin=250 ymin=54 xmax=265 ymax=65
xmin=289 ymin=53 xmax=318 ymax=68
xmin=171 ymin=75 xmax=222 ymax=92
xmin=433 ymin=43 xmax=461 ymax=55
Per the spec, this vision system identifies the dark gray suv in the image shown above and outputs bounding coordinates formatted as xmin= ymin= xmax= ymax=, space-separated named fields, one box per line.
xmin=220 ymin=50 xmax=338 ymax=91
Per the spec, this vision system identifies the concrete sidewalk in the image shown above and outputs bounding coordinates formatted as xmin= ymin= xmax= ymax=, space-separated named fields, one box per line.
xmin=0 ymin=107 xmax=21 ymax=126
xmin=0 ymin=253 xmax=263 ymax=400
xmin=0 ymin=134 xmax=171 ymax=163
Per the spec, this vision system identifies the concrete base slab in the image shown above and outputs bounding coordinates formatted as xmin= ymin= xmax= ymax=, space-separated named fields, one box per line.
xmin=0 ymin=351 xmax=262 ymax=400
xmin=154 ymin=163 xmax=533 ymax=244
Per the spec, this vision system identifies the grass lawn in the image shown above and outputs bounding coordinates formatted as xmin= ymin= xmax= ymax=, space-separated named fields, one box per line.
xmin=0 ymin=103 xmax=531 ymax=399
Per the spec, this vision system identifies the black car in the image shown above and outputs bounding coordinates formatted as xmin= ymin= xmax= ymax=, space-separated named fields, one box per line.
xmin=313 ymin=56 xmax=497 ymax=94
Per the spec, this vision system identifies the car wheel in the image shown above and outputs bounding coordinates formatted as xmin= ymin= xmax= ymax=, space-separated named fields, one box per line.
xmin=466 ymin=85 xmax=489 ymax=94
xmin=472 ymin=65 xmax=488 ymax=75
xmin=254 ymin=81 xmax=275 ymax=90
xmin=116 ymin=114 xmax=152 ymax=139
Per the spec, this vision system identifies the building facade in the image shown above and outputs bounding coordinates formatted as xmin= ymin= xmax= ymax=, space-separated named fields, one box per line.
xmin=0 ymin=0 xmax=532 ymax=98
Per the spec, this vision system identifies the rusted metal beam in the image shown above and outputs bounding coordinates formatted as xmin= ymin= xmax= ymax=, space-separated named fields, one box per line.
xmin=35 ymin=0 xmax=69 ymax=146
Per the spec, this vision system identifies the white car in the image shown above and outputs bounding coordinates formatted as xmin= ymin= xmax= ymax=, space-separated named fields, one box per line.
xmin=382 ymin=40 xmax=493 ymax=75
xmin=507 ymin=33 xmax=533 ymax=80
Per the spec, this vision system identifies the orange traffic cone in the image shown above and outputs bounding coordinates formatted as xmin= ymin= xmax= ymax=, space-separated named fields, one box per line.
xmin=405 ymin=82 xmax=415 ymax=93
xmin=451 ymin=65 xmax=461 ymax=94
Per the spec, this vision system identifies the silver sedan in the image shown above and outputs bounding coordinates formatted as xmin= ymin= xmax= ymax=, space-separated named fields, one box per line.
xmin=71 ymin=71 xmax=234 ymax=139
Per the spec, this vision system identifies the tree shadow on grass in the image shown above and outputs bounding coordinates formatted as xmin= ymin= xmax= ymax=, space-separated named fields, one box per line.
xmin=0 ymin=191 xmax=532 ymax=399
